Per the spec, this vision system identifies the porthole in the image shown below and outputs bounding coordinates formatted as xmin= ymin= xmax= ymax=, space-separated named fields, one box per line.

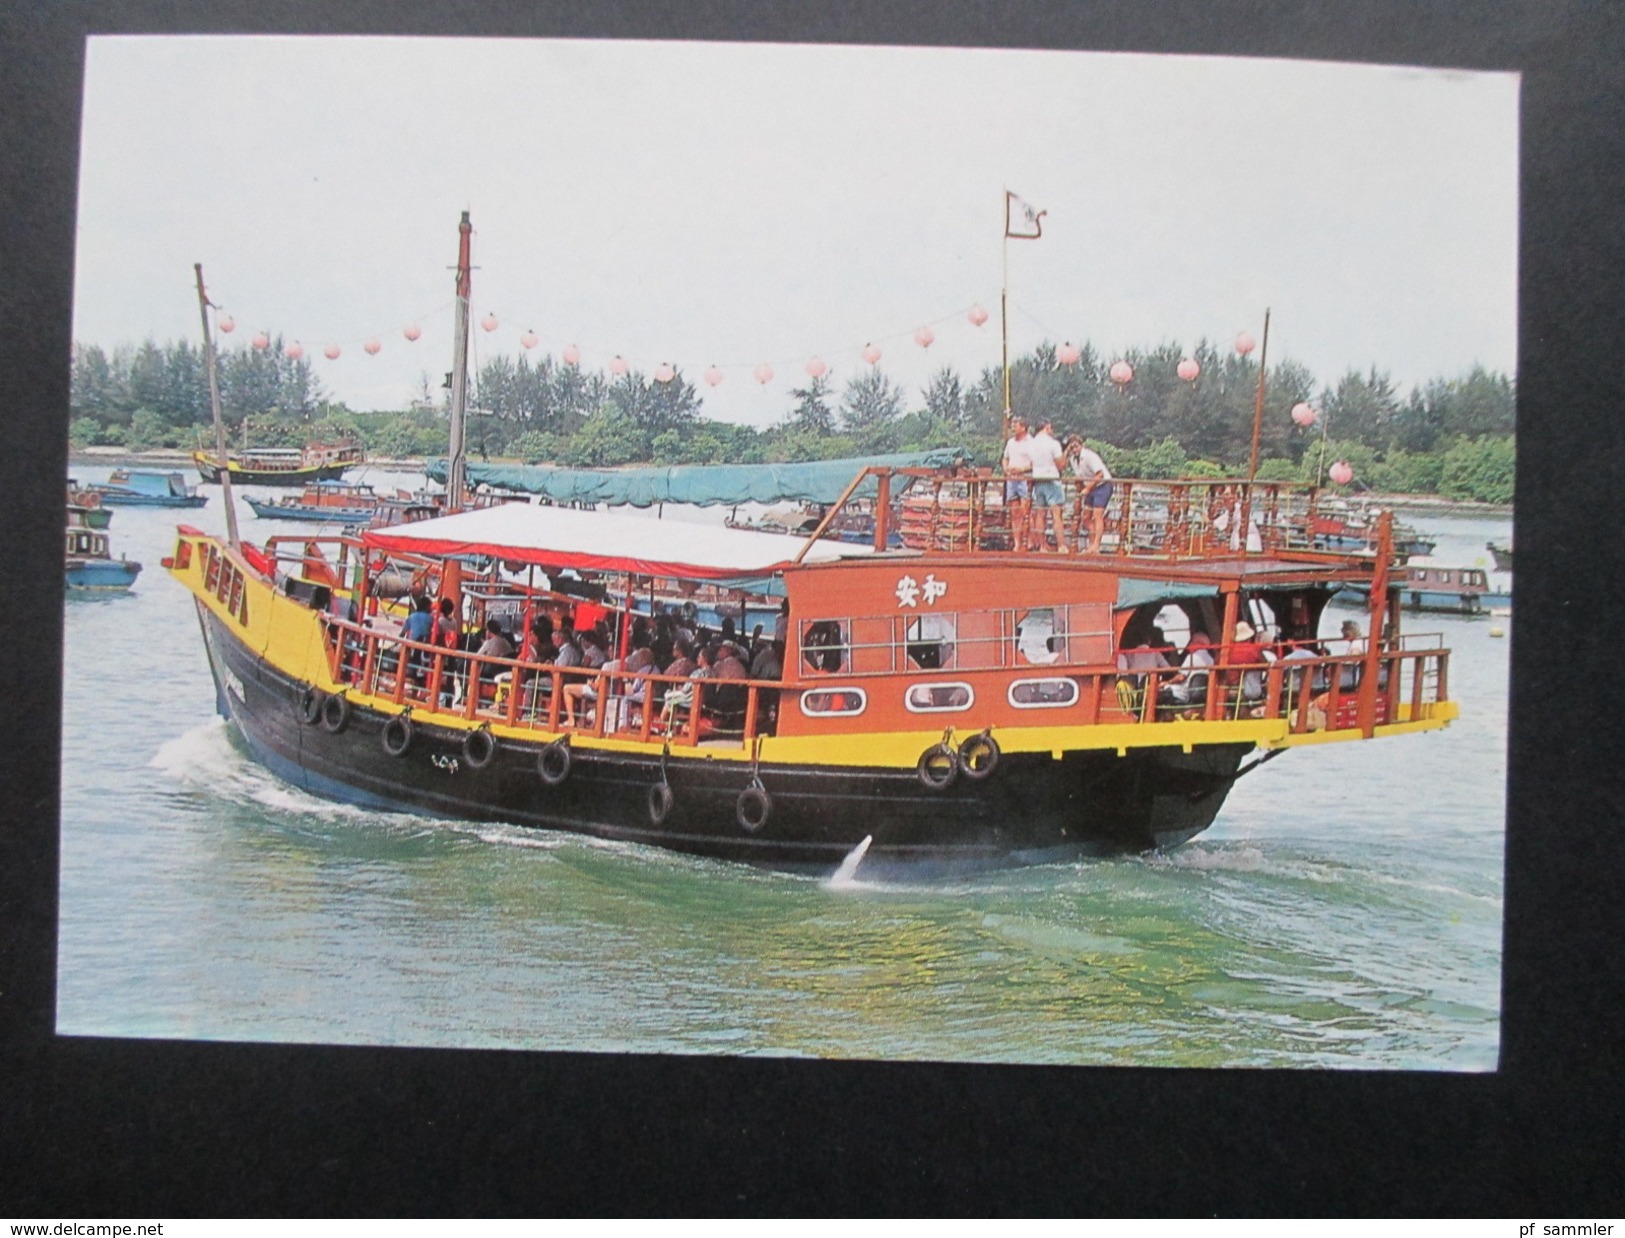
xmin=799 ymin=686 xmax=868 ymax=717
xmin=1008 ymin=677 xmax=1080 ymax=709
xmin=904 ymin=682 xmax=974 ymax=713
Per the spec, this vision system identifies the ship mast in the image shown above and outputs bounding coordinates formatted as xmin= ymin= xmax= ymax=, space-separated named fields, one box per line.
xmin=447 ymin=210 xmax=473 ymax=512
xmin=193 ymin=263 xmax=239 ymax=548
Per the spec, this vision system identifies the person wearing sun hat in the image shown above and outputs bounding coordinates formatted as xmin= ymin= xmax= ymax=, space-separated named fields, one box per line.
xmin=1227 ymin=619 xmax=1270 ymax=703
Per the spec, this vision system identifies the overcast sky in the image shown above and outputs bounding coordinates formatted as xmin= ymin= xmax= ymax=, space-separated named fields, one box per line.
xmin=72 ymin=36 xmax=1518 ymax=426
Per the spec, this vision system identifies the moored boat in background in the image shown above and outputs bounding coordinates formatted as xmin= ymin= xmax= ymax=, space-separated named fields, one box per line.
xmin=66 ymin=480 xmax=113 ymax=529
xmin=66 ymin=509 xmax=141 ymax=591
xmin=244 ymin=481 xmax=384 ymax=525
xmin=193 ymin=439 xmax=365 ymax=487
xmin=1334 ymin=564 xmax=1509 ymax=615
xmin=86 ymin=469 xmax=208 ymax=509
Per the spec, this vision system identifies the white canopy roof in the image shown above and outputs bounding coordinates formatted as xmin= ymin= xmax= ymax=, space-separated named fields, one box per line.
xmin=361 ymin=501 xmax=873 ymax=579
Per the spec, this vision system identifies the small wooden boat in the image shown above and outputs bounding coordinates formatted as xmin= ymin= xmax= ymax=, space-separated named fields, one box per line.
xmin=87 ymin=470 xmax=208 ymax=508
xmin=244 ymin=482 xmax=382 ymax=525
xmin=193 ymin=440 xmax=365 ymax=486
xmin=65 ymin=510 xmax=141 ymax=591
xmin=1312 ymin=506 xmax=1435 ymax=558
xmin=1486 ymin=540 xmax=1513 ymax=572
xmin=1334 ymin=565 xmax=1509 ymax=614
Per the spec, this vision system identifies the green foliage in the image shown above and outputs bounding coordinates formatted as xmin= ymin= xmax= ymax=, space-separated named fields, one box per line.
xmin=69 ymin=331 xmax=1514 ymax=502
xmin=1439 ymin=435 xmax=1515 ymax=503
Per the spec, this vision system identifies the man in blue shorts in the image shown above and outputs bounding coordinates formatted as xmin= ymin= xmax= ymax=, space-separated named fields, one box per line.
xmin=1065 ymin=433 xmax=1114 ymax=552
xmin=1029 ymin=418 xmax=1068 ymax=551
xmin=1001 ymin=415 xmax=1034 ymax=551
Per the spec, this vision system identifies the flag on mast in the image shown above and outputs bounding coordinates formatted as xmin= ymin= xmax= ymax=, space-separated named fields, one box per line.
xmin=1005 ymin=190 xmax=1046 ymax=239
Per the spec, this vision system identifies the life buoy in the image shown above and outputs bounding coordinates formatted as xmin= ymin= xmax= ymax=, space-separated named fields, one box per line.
xmin=299 ymin=686 xmax=323 ymax=725
xmin=957 ymin=732 xmax=1000 ymax=780
xmin=320 ymin=693 xmax=351 ymax=734
xmin=917 ymin=743 xmax=958 ymax=790
xmin=648 ymin=781 xmax=674 ymax=827
xmin=381 ymin=713 xmax=413 ymax=757
xmin=462 ymin=727 xmax=497 ymax=770
xmin=736 ymin=783 xmax=772 ymax=833
xmin=537 ymin=738 xmax=571 ymax=786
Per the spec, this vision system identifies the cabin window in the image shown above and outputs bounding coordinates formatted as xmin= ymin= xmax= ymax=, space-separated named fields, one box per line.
xmin=1015 ymin=608 xmax=1062 ymax=665
xmin=174 ymin=539 xmax=193 ymax=570
xmin=1064 ymin=604 xmax=1114 ymax=665
xmin=903 ymin=613 xmax=956 ymax=670
xmin=1008 ymin=677 xmax=1080 ymax=709
xmin=799 ymin=687 xmax=867 ymax=717
xmin=801 ymin=619 xmax=849 ymax=674
xmin=904 ymin=682 xmax=974 ymax=713
xmin=203 ymin=544 xmax=222 ymax=592
xmin=227 ymin=572 xmax=246 ymax=624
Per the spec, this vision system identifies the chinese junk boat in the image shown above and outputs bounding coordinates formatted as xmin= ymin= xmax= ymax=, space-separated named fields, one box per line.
xmin=166 ymin=467 xmax=1457 ymax=874
xmin=193 ymin=439 xmax=365 ymax=487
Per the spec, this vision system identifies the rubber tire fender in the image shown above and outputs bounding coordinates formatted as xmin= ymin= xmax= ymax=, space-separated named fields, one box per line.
xmin=736 ymin=784 xmax=772 ymax=833
xmin=381 ymin=713 xmax=413 ymax=757
xmin=957 ymin=732 xmax=1000 ymax=780
xmin=320 ymin=693 xmax=351 ymax=734
xmin=299 ymin=686 xmax=323 ymax=725
xmin=648 ymin=781 xmax=674 ymax=827
xmin=917 ymin=743 xmax=958 ymax=791
xmin=537 ymin=738 xmax=572 ymax=786
xmin=462 ymin=727 xmax=497 ymax=770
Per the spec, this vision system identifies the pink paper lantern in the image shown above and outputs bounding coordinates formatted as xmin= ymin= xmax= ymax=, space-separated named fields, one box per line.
xmin=967 ymin=305 xmax=989 ymax=327
xmin=704 ymin=366 xmax=724 ymax=387
xmin=1057 ymin=342 xmax=1081 ymax=367
xmin=217 ymin=314 xmax=235 ymax=334
xmin=654 ymin=363 xmax=675 ymax=383
xmin=1109 ymin=360 xmax=1134 ymax=385
xmin=754 ymin=363 xmax=774 ymax=385
xmin=251 ymin=332 xmax=270 ymax=351
xmin=1177 ymin=358 xmax=1200 ymax=382
xmin=323 ymin=344 xmax=341 ymax=360
xmin=805 ymin=357 xmax=827 ymax=378
xmin=1329 ymin=460 xmax=1354 ymax=486
xmin=1234 ymin=331 xmax=1256 ymax=356
xmin=1291 ymin=401 xmax=1317 ymax=427
xmin=562 ymin=344 xmax=581 ymax=366
xmin=610 ymin=355 xmax=629 ymax=376
xmin=364 ymin=338 xmax=382 ymax=355
xmin=481 ymin=313 xmax=499 ymax=333
xmin=404 ymin=324 xmax=422 ymax=342
xmin=914 ymin=327 xmax=935 ymax=349
xmin=284 ymin=341 xmax=304 ymax=360
xmin=862 ymin=343 xmax=882 ymax=366
xmin=520 ymin=330 xmax=539 ymax=350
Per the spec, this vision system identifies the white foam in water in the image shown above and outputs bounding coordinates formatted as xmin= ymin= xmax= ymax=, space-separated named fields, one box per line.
xmin=148 ymin=719 xmax=411 ymax=827
xmin=824 ymin=835 xmax=873 ymax=888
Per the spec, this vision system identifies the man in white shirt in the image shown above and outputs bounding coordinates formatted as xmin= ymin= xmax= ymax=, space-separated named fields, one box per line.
xmin=1030 ymin=418 xmax=1068 ymax=552
xmin=1065 ymin=434 xmax=1114 ymax=552
xmin=1001 ymin=415 xmax=1035 ymax=552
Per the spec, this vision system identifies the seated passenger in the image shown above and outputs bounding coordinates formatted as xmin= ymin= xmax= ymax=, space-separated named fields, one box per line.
xmin=476 ymin=619 xmax=514 ymax=690
xmin=1164 ymin=632 xmax=1215 ymax=706
xmin=1225 ymin=621 xmax=1270 ymax=700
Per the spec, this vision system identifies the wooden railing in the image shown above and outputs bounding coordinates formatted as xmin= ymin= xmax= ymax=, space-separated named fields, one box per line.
xmin=318 ymin=614 xmax=1447 ymax=748
xmin=815 ymin=468 xmax=1389 ymax=562
xmin=321 ymin=616 xmax=781 ymax=749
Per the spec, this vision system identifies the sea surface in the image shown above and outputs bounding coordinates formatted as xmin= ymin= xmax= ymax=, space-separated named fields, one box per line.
xmin=57 ymin=467 xmax=1508 ymax=1069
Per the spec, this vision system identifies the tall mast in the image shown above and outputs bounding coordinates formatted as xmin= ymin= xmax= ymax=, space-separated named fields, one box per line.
xmin=447 ymin=210 xmax=473 ymax=511
xmin=193 ymin=263 xmax=239 ymax=548
xmin=1000 ymin=192 xmax=1011 ymax=438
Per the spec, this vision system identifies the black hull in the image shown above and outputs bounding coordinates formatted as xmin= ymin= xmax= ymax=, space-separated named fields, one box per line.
xmin=196 ymin=605 xmax=1250 ymax=874
xmin=196 ymin=462 xmax=354 ymax=486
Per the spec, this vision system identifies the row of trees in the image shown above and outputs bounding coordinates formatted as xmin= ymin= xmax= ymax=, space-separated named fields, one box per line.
xmin=68 ymin=335 xmax=1516 ymax=501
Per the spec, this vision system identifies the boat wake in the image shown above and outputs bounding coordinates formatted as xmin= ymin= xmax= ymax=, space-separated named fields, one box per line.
xmin=148 ymin=719 xmax=414 ymax=827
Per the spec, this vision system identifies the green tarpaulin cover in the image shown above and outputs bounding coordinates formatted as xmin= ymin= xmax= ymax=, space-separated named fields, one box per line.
xmin=1114 ymin=578 xmax=1222 ymax=610
xmin=426 ymin=449 xmax=975 ymax=508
